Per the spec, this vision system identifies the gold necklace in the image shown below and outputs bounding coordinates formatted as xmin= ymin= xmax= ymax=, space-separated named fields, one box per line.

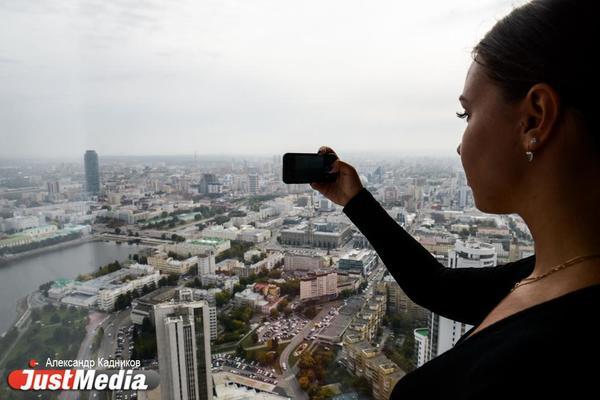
xmin=510 ymin=253 xmax=600 ymax=292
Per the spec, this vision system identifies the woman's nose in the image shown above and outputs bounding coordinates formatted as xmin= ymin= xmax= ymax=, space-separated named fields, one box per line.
xmin=456 ymin=144 xmax=461 ymax=155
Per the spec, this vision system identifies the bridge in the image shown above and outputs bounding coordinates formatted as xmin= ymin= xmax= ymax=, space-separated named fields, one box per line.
xmin=94 ymin=233 xmax=175 ymax=246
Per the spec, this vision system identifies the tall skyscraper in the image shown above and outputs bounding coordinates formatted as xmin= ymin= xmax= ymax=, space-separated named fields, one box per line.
xmin=248 ymin=172 xmax=258 ymax=194
xmin=84 ymin=150 xmax=100 ymax=194
xmin=46 ymin=180 xmax=60 ymax=195
xmin=198 ymin=173 xmax=219 ymax=194
xmin=154 ymin=294 xmax=213 ymax=400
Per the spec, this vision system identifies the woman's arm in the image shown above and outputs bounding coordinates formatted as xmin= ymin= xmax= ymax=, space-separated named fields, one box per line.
xmin=343 ymin=188 xmax=535 ymax=326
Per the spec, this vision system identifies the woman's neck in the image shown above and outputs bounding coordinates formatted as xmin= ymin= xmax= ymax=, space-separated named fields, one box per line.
xmin=517 ymin=179 xmax=600 ymax=289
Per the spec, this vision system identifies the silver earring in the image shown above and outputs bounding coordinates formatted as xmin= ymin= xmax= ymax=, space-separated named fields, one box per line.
xmin=525 ymin=151 xmax=534 ymax=162
xmin=525 ymin=137 xmax=537 ymax=162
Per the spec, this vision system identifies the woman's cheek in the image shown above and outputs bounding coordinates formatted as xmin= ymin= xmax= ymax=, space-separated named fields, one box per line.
xmin=459 ymin=130 xmax=478 ymax=185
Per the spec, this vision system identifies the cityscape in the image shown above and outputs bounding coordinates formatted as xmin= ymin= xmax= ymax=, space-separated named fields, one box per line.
xmin=0 ymin=150 xmax=535 ymax=400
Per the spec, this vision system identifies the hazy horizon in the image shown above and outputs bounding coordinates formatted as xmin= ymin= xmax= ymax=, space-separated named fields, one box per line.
xmin=0 ymin=149 xmax=464 ymax=165
xmin=1 ymin=0 xmax=526 ymax=159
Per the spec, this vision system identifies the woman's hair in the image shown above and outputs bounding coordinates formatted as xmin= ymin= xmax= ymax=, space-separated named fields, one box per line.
xmin=472 ymin=0 xmax=598 ymax=146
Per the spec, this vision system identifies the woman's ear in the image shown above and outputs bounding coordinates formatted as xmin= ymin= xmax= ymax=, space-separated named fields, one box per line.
xmin=519 ymin=83 xmax=561 ymax=152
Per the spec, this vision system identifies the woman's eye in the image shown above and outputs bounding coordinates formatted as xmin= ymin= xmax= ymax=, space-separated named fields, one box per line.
xmin=456 ymin=110 xmax=470 ymax=122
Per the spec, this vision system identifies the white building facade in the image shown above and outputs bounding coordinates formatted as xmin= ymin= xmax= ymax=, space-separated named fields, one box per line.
xmin=299 ymin=270 xmax=338 ymax=301
xmin=427 ymin=237 xmax=497 ymax=361
xmin=154 ymin=299 xmax=213 ymax=400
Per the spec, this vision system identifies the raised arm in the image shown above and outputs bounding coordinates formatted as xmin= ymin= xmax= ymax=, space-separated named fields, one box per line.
xmin=343 ymin=188 xmax=535 ymax=326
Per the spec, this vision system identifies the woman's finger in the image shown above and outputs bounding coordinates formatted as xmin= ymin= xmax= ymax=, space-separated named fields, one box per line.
xmin=329 ymin=159 xmax=341 ymax=174
xmin=318 ymin=146 xmax=337 ymax=155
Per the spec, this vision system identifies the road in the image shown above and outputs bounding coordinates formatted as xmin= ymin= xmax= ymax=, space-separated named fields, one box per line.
xmin=277 ymin=301 xmax=342 ymax=400
xmin=0 ymin=291 xmax=42 ymax=369
xmin=72 ymin=309 xmax=133 ymax=400
xmin=99 ymin=309 xmax=134 ymax=400
xmin=95 ymin=233 xmax=172 ymax=246
xmin=57 ymin=311 xmax=110 ymax=400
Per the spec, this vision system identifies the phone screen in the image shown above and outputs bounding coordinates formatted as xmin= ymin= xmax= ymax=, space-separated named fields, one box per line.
xmin=282 ymin=153 xmax=337 ymax=184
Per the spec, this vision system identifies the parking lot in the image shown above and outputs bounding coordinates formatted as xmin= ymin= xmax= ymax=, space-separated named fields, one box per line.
xmin=112 ymin=324 xmax=137 ymax=400
xmin=307 ymin=304 xmax=342 ymax=341
xmin=212 ymin=353 xmax=279 ymax=385
xmin=256 ymin=314 xmax=309 ymax=343
xmin=112 ymin=324 xmax=135 ymax=360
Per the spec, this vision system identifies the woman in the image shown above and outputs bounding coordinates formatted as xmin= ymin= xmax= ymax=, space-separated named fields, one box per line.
xmin=310 ymin=0 xmax=600 ymax=398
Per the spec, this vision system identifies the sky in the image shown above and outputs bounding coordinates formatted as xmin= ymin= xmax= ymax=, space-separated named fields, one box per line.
xmin=0 ymin=0 xmax=527 ymax=159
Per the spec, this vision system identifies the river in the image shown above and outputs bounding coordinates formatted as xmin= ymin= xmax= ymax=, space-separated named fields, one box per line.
xmin=0 ymin=240 xmax=146 ymax=335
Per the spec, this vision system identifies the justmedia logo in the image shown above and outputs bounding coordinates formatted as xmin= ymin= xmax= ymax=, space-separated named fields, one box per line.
xmin=7 ymin=359 xmax=160 ymax=391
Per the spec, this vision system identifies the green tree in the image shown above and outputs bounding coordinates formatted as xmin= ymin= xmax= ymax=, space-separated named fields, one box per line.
xmin=298 ymin=376 xmax=311 ymax=390
xmin=236 ymin=343 xmax=245 ymax=357
xmin=215 ymin=290 xmax=231 ymax=307
xmin=303 ymin=305 xmax=318 ymax=319
xmin=277 ymin=298 xmax=289 ymax=311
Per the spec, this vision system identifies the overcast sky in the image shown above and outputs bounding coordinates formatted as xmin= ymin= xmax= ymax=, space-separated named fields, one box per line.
xmin=0 ymin=0 xmax=526 ymax=159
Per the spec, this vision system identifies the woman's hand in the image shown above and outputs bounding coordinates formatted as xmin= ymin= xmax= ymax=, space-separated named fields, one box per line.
xmin=310 ymin=146 xmax=364 ymax=207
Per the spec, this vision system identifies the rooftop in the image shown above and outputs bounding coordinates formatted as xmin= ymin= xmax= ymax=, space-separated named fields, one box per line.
xmin=415 ymin=328 xmax=429 ymax=337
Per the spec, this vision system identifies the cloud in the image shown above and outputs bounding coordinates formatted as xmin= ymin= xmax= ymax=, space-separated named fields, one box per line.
xmin=0 ymin=56 xmax=19 ymax=64
xmin=0 ymin=0 xmax=514 ymax=159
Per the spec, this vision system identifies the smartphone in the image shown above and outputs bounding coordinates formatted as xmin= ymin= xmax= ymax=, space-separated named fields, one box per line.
xmin=282 ymin=152 xmax=338 ymax=184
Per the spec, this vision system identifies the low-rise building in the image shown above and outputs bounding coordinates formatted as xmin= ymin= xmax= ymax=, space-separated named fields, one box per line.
xmin=52 ymin=263 xmax=160 ymax=311
xmin=341 ymin=336 xmax=405 ymax=400
xmin=148 ymin=253 xmax=198 ymax=274
xmin=213 ymin=371 xmax=290 ymax=399
xmin=338 ymin=249 xmax=379 ymax=277
xmin=216 ymin=258 xmax=241 ymax=273
xmin=233 ymin=253 xmax=284 ymax=278
xmin=164 ymin=237 xmax=230 ymax=257
xmin=280 ymin=221 xmax=353 ymax=249
xmin=283 ymin=250 xmax=328 ymax=272
xmin=233 ymin=283 xmax=282 ymax=314
xmin=234 ymin=287 xmax=265 ymax=310
xmin=97 ymin=271 xmax=160 ymax=311
xmin=237 ymin=227 xmax=271 ymax=243
xmin=131 ymin=286 xmax=177 ymax=325
xmin=200 ymin=273 xmax=239 ymax=291
xmin=200 ymin=225 xmax=239 ymax=241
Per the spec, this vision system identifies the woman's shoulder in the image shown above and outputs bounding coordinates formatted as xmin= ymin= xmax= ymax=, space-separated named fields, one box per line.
xmin=391 ymin=272 xmax=600 ymax=399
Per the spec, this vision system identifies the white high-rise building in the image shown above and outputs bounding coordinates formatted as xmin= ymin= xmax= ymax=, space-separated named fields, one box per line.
xmin=197 ymin=251 xmax=216 ymax=276
xmin=186 ymin=288 xmax=219 ymax=341
xmin=299 ymin=270 xmax=338 ymax=301
xmin=414 ymin=328 xmax=430 ymax=368
xmin=427 ymin=237 xmax=497 ymax=362
xmin=459 ymin=185 xmax=470 ymax=208
xmin=154 ymin=298 xmax=213 ymax=400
